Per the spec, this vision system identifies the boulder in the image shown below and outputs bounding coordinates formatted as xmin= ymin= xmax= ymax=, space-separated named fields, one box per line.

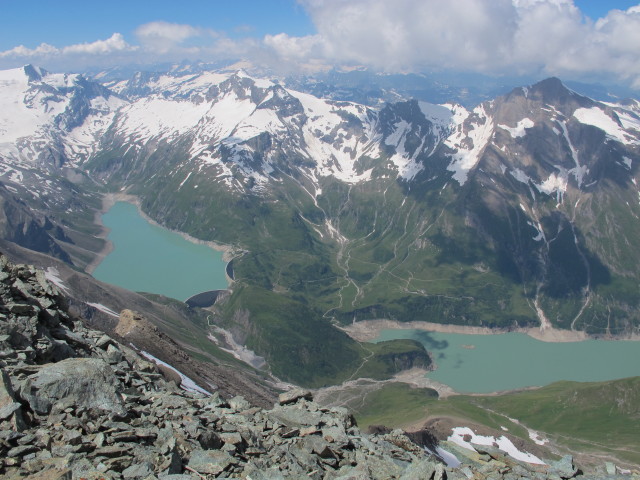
xmin=20 ymin=358 xmax=125 ymax=416
xmin=187 ymin=449 xmax=235 ymax=475
xmin=0 ymin=367 xmax=25 ymax=430
xmin=278 ymin=387 xmax=313 ymax=405
xmin=549 ymin=455 xmax=579 ymax=479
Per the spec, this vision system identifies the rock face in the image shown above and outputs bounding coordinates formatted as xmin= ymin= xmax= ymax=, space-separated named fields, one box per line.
xmin=0 ymin=254 xmax=636 ymax=479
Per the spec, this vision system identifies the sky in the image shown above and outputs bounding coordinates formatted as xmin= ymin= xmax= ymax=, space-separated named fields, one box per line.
xmin=1 ymin=0 xmax=640 ymax=88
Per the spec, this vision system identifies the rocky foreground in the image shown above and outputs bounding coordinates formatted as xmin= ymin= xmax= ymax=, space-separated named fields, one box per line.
xmin=0 ymin=254 xmax=637 ymax=479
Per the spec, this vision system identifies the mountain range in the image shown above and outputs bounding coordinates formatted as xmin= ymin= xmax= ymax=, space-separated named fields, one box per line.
xmin=0 ymin=64 xmax=639 ymax=388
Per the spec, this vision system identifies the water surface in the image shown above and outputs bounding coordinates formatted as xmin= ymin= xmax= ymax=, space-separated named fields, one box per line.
xmin=375 ymin=329 xmax=640 ymax=393
xmin=93 ymin=201 xmax=227 ymax=300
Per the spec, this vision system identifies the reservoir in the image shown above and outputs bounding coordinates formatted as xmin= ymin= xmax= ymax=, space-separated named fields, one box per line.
xmin=375 ymin=329 xmax=640 ymax=393
xmin=92 ymin=201 xmax=228 ymax=301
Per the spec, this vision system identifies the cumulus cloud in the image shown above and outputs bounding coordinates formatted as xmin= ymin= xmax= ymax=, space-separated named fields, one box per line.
xmin=0 ymin=34 xmax=135 ymax=60
xmin=62 ymin=33 xmax=134 ymax=55
xmin=0 ymin=1 xmax=639 ymax=88
xmin=263 ymin=33 xmax=324 ymax=61
xmin=295 ymin=0 xmax=640 ymax=86
xmin=134 ymin=21 xmax=216 ymax=54
xmin=0 ymin=33 xmax=137 ymax=70
xmin=0 ymin=43 xmax=59 ymax=58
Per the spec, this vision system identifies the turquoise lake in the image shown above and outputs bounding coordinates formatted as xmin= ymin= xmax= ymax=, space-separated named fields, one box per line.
xmin=375 ymin=329 xmax=640 ymax=393
xmin=92 ymin=201 xmax=228 ymax=300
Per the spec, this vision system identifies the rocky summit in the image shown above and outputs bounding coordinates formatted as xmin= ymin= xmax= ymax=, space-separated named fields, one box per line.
xmin=0 ymin=254 xmax=635 ymax=479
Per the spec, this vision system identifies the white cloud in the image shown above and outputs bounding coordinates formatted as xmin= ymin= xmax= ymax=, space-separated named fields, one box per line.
xmin=0 ymin=2 xmax=639 ymax=89
xmin=135 ymin=21 xmax=214 ymax=53
xmin=62 ymin=33 xmax=134 ymax=55
xmin=0 ymin=34 xmax=135 ymax=62
xmin=263 ymin=33 xmax=324 ymax=61
xmin=295 ymin=0 xmax=640 ymax=86
xmin=0 ymin=43 xmax=59 ymax=58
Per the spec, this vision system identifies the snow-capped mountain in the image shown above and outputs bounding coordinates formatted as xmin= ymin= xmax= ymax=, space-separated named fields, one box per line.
xmin=1 ymin=65 xmax=640 ymax=337
xmin=0 ymin=65 xmax=125 ymax=169
xmin=86 ymin=69 xmax=469 ymax=191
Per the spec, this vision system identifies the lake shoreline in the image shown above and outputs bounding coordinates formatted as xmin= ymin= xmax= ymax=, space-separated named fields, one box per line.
xmin=86 ymin=193 xmax=239 ymax=287
xmin=341 ymin=318 xmax=640 ymax=343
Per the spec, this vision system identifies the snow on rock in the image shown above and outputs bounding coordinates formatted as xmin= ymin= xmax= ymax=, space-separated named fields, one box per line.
xmin=0 ymin=66 xmax=125 ymax=166
xmin=536 ymin=170 xmax=568 ymax=204
xmin=44 ymin=267 xmax=69 ymax=293
xmin=445 ymin=105 xmax=494 ymax=185
xmin=510 ymin=168 xmax=531 ymax=184
xmin=528 ymin=430 xmax=549 ymax=446
xmin=65 ymin=95 xmax=127 ymax=161
xmin=291 ymin=89 xmax=380 ymax=183
xmin=140 ymin=350 xmax=212 ymax=396
xmin=573 ymin=107 xmax=638 ymax=145
xmin=498 ymin=118 xmax=534 ymax=138
xmin=117 ymin=97 xmax=210 ymax=141
xmin=418 ymin=101 xmax=459 ymax=143
xmin=385 ymin=120 xmax=424 ymax=181
xmin=87 ymin=302 xmax=119 ymax=318
xmin=616 ymin=110 xmax=640 ymax=133
xmin=448 ymin=427 xmax=546 ymax=465
xmin=208 ymin=327 xmax=266 ymax=369
xmin=0 ymin=67 xmax=67 ymax=145
xmin=556 ymin=120 xmax=589 ymax=188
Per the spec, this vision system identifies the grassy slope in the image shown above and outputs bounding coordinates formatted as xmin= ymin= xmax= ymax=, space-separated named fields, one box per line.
xmin=85 ymin=138 xmax=640 ymax=388
xmin=347 ymin=378 xmax=640 ymax=466
xmin=218 ymin=284 xmax=431 ymax=387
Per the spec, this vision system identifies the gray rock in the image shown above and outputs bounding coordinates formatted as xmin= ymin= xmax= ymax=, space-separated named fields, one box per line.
xmin=188 ymin=449 xmax=236 ymax=475
xmin=21 ymin=358 xmax=125 ymax=416
xmin=22 ymin=467 xmax=73 ymax=480
xmin=7 ymin=444 xmax=39 ymax=457
xmin=0 ymin=400 xmax=22 ymax=420
xmin=550 ymin=455 xmax=579 ymax=479
xmin=228 ymin=395 xmax=250 ymax=411
xmin=269 ymin=405 xmax=324 ymax=428
xmin=0 ymin=368 xmax=25 ymax=430
xmin=278 ymin=388 xmax=313 ymax=405
xmin=122 ymin=462 xmax=154 ymax=478
xmin=399 ymin=458 xmax=439 ymax=479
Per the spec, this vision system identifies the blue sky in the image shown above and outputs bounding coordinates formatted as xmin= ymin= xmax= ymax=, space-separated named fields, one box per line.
xmin=0 ymin=0 xmax=314 ymax=50
xmin=0 ymin=0 xmax=635 ymax=50
xmin=1 ymin=0 xmax=640 ymax=88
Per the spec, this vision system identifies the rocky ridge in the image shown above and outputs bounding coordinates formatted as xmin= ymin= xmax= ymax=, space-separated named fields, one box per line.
xmin=0 ymin=254 xmax=636 ymax=479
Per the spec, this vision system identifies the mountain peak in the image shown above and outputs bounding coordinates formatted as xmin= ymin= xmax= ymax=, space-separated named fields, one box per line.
xmin=23 ymin=64 xmax=46 ymax=82
xmin=527 ymin=77 xmax=590 ymax=107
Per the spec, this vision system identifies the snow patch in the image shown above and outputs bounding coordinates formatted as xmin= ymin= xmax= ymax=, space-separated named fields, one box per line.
xmin=44 ymin=267 xmax=69 ymax=293
xmin=208 ymin=327 xmax=266 ymax=369
xmin=178 ymin=172 xmax=192 ymax=190
xmin=87 ymin=302 xmax=119 ymax=318
xmin=536 ymin=170 xmax=568 ymax=204
xmin=573 ymin=107 xmax=637 ymax=145
xmin=445 ymin=105 xmax=494 ymax=185
xmin=448 ymin=427 xmax=545 ymax=465
xmin=498 ymin=118 xmax=534 ymax=138
xmin=528 ymin=430 xmax=549 ymax=446
xmin=140 ymin=350 xmax=211 ymax=396
xmin=510 ymin=168 xmax=531 ymax=184
xmin=385 ymin=120 xmax=424 ymax=180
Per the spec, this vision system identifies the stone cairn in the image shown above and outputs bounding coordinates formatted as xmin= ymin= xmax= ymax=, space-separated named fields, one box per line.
xmin=0 ymin=254 xmax=635 ymax=479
